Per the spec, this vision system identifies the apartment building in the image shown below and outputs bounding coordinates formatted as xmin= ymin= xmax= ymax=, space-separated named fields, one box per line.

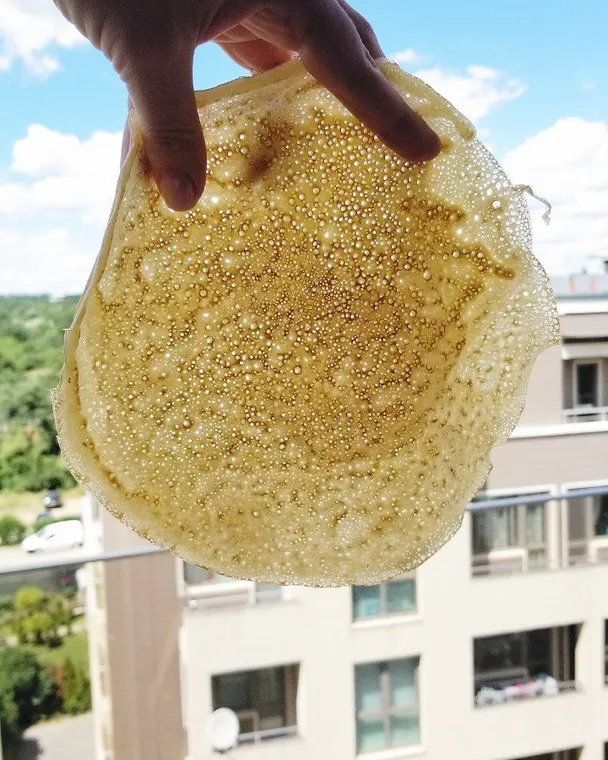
xmin=84 ymin=271 xmax=608 ymax=760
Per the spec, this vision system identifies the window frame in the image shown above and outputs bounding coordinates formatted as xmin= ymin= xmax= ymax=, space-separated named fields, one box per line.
xmin=473 ymin=625 xmax=578 ymax=699
xmin=351 ymin=575 xmax=417 ymax=622
xmin=564 ymin=480 xmax=608 ymax=564
xmin=211 ymin=664 xmax=299 ymax=740
xmin=470 ymin=486 xmax=555 ymax=572
xmin=354 ymin=657 xmax=421 ymax=754
xmin=572 ymin=358 xmax=603 ymax=409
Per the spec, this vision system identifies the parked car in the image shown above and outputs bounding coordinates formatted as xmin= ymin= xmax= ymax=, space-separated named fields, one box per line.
xmin=21 ymin=519 xmax=83 ymax=554
xmin=42 ymin=489 xmax=63 ymax=510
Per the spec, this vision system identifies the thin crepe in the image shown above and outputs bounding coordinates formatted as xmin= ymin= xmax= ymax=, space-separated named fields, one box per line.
xmin=53 ymin=59 xmax=560 ymax=586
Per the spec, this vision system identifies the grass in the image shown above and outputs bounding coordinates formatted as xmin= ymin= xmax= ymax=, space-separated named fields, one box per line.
xmin=0 ymin=487 xmax=85 ymax=530
xmin=0 ymin=488 xmax=84 ymax=513
xmin=24 ymin=631 xmax=89 ymax=670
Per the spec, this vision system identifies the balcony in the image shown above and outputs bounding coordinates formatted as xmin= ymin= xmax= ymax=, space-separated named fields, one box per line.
xmin=470 ymin=487 xmax=608 ymax=577
xmin=562 ymin=406 xmax=608 ymax=423
xmin=212 ymin=664 xmax=300 ymax=747
xmin=181 ymin=563 xmax=286 ymax=610
xmin=474 ymin=626 xmax=580 ymax=710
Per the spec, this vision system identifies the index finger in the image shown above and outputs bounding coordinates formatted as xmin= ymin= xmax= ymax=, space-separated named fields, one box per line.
xmin=297 ymin=1 xmax=441 ymax=163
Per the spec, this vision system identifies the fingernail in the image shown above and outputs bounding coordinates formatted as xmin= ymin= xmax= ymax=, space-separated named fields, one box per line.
xmin=160 ymin=174 xmax=198 ymax=211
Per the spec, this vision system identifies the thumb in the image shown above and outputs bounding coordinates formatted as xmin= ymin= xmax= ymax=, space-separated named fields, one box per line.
xmin=124 ymin=45 xmax=206 ymax=211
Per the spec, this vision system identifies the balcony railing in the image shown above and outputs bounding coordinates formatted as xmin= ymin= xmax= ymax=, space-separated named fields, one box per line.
xmin=470 ymin=486 xmax=608 ymax=578
xmin=562 ymin=406 xmax=608 ymax=423
xmin=238 ymin=725 xmax=299 ymax=745
xmin=183 ymin=580 xmax=285 ymax=610
xmin=475 ymin=676 xmax=578 ymax=708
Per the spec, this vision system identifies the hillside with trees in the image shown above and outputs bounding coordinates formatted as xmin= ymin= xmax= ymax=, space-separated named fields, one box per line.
xmin=0 ymin=296 xmax=78 ymax=492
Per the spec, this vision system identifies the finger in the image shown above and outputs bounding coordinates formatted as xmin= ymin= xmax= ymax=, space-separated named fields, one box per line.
xmin=217 ymin=38 xmax=293 ymax=73
xmin=122 ymin=44 xmax=206 ymax=211
xmin=120 ymin=97 xmax=134 ymax=166
xmin=120 ymin=118 xmax=130 ymax=165
xmin=336 ymin=0 xmax=384 ymax=59
xmin=297 ymin=2 xmax=441 ymax=163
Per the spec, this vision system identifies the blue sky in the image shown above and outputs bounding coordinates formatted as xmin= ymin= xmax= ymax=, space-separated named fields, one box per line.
xmin=1 ymin=0 xmax=607 ymax=293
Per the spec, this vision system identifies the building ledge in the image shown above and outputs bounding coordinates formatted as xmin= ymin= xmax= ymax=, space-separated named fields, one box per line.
xmin=352 ymin=614 xmax=422 ymax=631
xmin=510 ymin=420 xmax=608 ymax=439
xmin=358 ymin=745 xmax=425 ymax=760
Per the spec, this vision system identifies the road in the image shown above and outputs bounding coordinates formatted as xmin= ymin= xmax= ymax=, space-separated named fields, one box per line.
xmin=19 ymin=714 xmax=95 ymax=760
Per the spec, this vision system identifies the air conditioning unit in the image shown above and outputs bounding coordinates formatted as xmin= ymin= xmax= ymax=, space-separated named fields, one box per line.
xmin=487 ymin=546 xmax=528 ymax=575
xmin=588 ymin=536 xmax=608 ymax=565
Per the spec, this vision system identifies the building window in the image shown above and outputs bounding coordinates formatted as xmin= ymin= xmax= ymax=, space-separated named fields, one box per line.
xmin=183 ymin=564 xmax=282 ymax=605
xmin=574 ymin=361 xmax=601 ymax=408
xmin=352 ymin=577 xmax=416 ymax=620
xmin=605 ymin=621 xmax=608 ymax=685
xmin=567 ymin=490 xmax=608 ymax=565
xmin=474 ymin=626 xmax=578 ymax=707
xmin=471 ymin=492 xmax=548 ymax=575
xmin=355 ymin=658 xmax=420 ymax=753
xmin=212 ymin=665 xmax=299 ymax=740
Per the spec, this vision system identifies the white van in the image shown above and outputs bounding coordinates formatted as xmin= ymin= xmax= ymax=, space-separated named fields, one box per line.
xmin=21 ymin=520 xmax=84 ymax=554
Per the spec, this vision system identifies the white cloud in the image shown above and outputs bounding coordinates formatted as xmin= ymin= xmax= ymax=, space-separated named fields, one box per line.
xmin=414 ymin=64 xmax=525 ymax=122
xmin=0 ymin=124 xmax=122 ymax=225
xmin=0 ymin=124 xmax=121 ymax=295
xmin=0 ymin=0 xmax=85 ymax=77
xmin=502 ymin=117 xmax=608 ymax=275
xmin=392 ymin=48 xmax=424 ymax=67
xmin=0 ymin=227 xmax=92 ymax=294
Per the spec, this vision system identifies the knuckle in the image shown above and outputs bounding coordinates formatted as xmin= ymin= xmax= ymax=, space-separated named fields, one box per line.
xmin=147 ymin=129 xmax=200 ymax=155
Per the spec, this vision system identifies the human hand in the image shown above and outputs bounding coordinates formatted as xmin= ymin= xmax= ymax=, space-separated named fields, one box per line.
xmin=54 ymin=0 xmax=441 ymax=211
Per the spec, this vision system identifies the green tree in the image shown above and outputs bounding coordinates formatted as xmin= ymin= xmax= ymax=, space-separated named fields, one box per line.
xmin=0 ymin=515 xmax=26 ymax=546
xmin=0 ymin=294 xmax=78 ymax=495
xmin=24 ymin=611 xmax=55 ymax=645
xmin=12 ymin=587 xmax=46 ymax=645
xmin=46 ymin=593 xmax=74 ymax=638
xmin=14 ymin=587 xmax=45 ymax=615
xmin=0 ymin=647 xmax=58 ymax=754
xmin=60 ymin=657 xmax=91 ymax=715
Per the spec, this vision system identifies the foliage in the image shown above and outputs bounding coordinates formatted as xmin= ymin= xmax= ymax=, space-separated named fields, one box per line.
xmin=59 ymin=657 xmax=91 ymax=715
xmin=0 ymin=646 xmax=58 ymax=751
xmin=0 ymin=296 xmax=78 ymax=493
xmin=0 ymin=515 xmax=26 ymax=546
xmin=11 ymin=586 xmax=76 ymax=646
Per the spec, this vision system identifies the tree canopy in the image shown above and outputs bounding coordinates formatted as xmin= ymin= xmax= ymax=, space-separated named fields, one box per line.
xmin=0 ymin=296 xmax=78 ymax=492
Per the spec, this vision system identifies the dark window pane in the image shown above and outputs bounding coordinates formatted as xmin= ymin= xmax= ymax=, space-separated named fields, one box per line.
xmin=386 ymin=580 xmax=416 ymax=615
xmin=356 ymin=717 xmax=386 ymax=752
xmin=389 ymin=659 xmax=417 ymax=707
xmin=353 ymin=585 xmax=382 ymax=619
xmin=390 ymin=714 xmax=420 ymax=747
xmin=593 ymin=495 xmax=608 ymax=536
xmin=475 ymin=632 xmax=523 ymax=672
xmin=355 ymin=663 xmax=381 ymax=712
xmin=568 ymin=498 xmax=587 ymax=541
xmin=576 ymin=362 xmax=599 ymax=406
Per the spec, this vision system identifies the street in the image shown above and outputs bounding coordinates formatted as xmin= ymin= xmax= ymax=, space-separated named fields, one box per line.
xmin=18 ymin=714 xmax=95 ymax=760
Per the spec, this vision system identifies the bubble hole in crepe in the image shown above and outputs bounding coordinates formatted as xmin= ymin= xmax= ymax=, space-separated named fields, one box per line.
xmin=53 ymin=59 xmax=559 ymax=586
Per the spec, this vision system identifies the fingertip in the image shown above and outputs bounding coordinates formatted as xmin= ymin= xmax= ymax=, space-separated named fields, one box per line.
xmin=158 ymin=173 xmax=203 ymax=212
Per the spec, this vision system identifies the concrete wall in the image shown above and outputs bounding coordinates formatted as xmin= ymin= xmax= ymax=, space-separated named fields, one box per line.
xmin=561 ymin=312 xmax=608 ymax=340
xmin=518 ymin=345 xmax=564 ymax=426
xmin=102 ymin=513 xmax=186 ymax=760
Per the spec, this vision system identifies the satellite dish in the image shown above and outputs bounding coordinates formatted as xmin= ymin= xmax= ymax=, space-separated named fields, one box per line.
xmin=207 ymin=708 xmax=239 ymax=753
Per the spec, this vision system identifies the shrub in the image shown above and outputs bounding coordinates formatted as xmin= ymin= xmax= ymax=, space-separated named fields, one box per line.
xmin=0 ymin=515 xmax=26 ymax=546
xmin=60 ymin=657 xmax=91 ymax=715
xmin=0 ymin=647 xmax=58 ymax=754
